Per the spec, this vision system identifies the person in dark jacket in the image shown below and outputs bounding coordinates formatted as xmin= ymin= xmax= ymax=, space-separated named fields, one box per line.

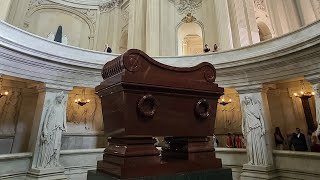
xmin=104 ymin=44 xmax=112 ymax=53
xmin=293 ymin=128 xmax=308 ymax=151
xmin=203 ymin=44 xmax=210 ymax=53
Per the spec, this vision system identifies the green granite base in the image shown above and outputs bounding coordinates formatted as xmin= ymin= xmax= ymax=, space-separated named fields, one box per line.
xmin=87 ymin=168 xmax=233 ymax=180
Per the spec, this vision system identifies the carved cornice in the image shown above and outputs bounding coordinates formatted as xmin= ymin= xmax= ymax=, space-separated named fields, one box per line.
xmin=169 ymin=0 xmax=202 ymax=15
xmin=99 ymin=0 xmax=123 ymax=12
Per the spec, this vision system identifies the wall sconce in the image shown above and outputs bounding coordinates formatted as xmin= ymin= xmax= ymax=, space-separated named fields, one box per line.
xmin=293 ymin=80 xmax=315 ymax=99
xmin=75 ymin=89 xmax=90 ymax=106
xmin=219 ymin=96 xmax=232 ymax=106
xmin=0 ymin=78 xmax=8 ymax=98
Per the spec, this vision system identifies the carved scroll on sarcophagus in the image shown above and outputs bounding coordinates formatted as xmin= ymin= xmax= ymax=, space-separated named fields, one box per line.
xmin=95 ymin=49 xmax=224 ymax=179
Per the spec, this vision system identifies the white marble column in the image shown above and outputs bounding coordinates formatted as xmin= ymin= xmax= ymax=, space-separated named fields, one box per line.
xmin=311 ymin=0 xmax=320 ymax=20
xmin=27 ymin=84 xmax=71 ymax=180
xmin=146 ymin=0 xmax=160 ymax=56
xmin=227 ymin=0 xmax=250 ymax=48
xmin=266 ymin=0 xmax=301 ymax=36
xmin=244 ymin=0 xmax=260 ymax=44
xmin=213 ymin=0 xmax=233 ymax=50
xmin=0 ymin=0 xmax=12 ymax=21
xmin=111 ymin=7 xmax=122 ymax=54
xmin=128 ymin=0 xmax=147 ymax=51
xmin=295 ymin=0 xmax=317 ymax=26
xmin=236 ymin=85 xmax=277 ymax=180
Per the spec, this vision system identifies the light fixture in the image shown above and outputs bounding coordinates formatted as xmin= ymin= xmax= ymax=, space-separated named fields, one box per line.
xmin=0 ymin=78 xmax=8 ymax=99
xmin=219 ymin=96 xmax=232 ymax=106
xmin=75 ymin=89 xmax=90 ymax=106
xmin=293 ymin=80 xmax=314 ymax=98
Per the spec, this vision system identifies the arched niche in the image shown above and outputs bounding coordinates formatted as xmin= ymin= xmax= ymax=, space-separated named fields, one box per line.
xmin=257 ymin=21 xmax=272 ymax=41
xmin=25 ymin=5 xmax=95 ymax=49
xmin=177 ymin=22 xmax=204 ymax=56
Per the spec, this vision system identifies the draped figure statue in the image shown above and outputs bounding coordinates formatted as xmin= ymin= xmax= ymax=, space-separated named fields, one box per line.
xmin=37 ymin=92 xmax=67 ymax=168
xmin=242 ymin=96 xmax=269 ymax=166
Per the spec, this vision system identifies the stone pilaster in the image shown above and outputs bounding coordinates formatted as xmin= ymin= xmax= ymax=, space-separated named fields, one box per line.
xmin=111 ymin=7 xmax=122 ymax=53
xmin=310 ymin=0 xmax=320 ymax=20
xmin=227 ymin=0 xmax=250 ymax=48
xmin=244 ymin=0 xmax=260 ymax=44
xmin=236 ymin=85 xmax=278 ymax=180
xmin=146 ymin=0 xmax=160 ymax=56
xmin=213 ymin=0 xmax=233 ymax=50
xmin=128 ymin=0 xmax=147 ymax=51
xmin=26 ymin=84 xmax=72 ymax=180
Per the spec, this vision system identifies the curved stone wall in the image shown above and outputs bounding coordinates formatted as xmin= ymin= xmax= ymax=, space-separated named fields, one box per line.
xmin=1 ymin=20 xmax=320 ymax=180
xmin=0 ymin=20 xmax=320 ymax=88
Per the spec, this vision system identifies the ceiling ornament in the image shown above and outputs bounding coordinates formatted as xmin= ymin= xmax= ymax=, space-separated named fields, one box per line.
xmin=169 ymin=0 xmax=202 ymax=15
xmin=99 ymin=0 xmax=123 ymax=12
xmin=254 ymin=0 xmax=266 ymax=11
xmin=181 ymin=13 xmax=197 ymax=23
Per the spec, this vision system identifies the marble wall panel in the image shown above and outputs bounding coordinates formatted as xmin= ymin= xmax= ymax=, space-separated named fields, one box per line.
xmin=61 ymin=134 xmax=105 ymax=150
xmin=215 ymin=92 xmax=242 ymax=135
xmin=66 ymin=88 xmax=103 ymax=133
xmin=0 ymin=88 xmax=22 ymax=136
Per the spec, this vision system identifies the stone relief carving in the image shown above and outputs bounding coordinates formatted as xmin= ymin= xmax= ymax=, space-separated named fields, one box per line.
xmin=37 ymin=92 xmax=67 ymax=168
xmin=254 ymin=0 xmax=266 ymax=11
xmin=169 ymin=0 xmax=202 ymax=15
xmin=241 ymin=95 xmax=269 ymax=166
xmin=66 ymin=94 xmax=103 ymax=132
xmin=99 ymin=0 xmax=123 ymax=12
xmin=313 ymin=84 xmax=320 ymax=136
xmin=0 ymin=89 xmax=22 ymax=135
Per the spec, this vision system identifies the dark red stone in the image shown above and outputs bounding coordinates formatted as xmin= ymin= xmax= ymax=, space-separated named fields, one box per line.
xmin=95 ymin=49 xmax=224 ymax=179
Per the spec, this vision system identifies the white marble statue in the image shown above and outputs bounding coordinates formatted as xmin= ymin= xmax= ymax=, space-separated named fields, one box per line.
xmin=37 ymin=92 xmax=67 ymax=168
xmin=241 ymin=96 xmax=269 ymax=166
xmin=62 ymin=35 xmax=68 ymax=45
xmin=47 ymin=32 xmax=55 ymax=41
xmin=314 ymin=85 xmax=320 ymax=136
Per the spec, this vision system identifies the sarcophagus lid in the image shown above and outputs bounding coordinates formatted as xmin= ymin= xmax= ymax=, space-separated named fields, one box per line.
xmin=96 ymin=49 xmax=223 ymax=137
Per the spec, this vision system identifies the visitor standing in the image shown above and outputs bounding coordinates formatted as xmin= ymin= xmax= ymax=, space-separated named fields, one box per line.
xmin=212 ymin=44 xmax=218 ymax=52
xmin=274 ymin=127 xmax=284 ymax=150
xmin=104 ymin=44 xmax=112 ymax=53
xmin=203 ymin=44 xmax=210 ymax=53
xmin=226 ymin=133 xmax=233 ymax=148
xmin=294 ymin=128 xmax=308 ymax=151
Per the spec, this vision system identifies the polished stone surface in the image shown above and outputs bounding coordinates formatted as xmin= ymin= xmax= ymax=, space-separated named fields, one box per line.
xmin=87 ymin=168 xmax=233 ymax=180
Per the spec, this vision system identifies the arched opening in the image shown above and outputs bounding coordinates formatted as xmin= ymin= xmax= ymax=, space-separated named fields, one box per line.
xmin=177 ymin=22 xmax=204 ymax=56
xmin=257 ymin=21 xmax=272 ymax=41
xmin=119 ymin=31 xmax=128 ymax=54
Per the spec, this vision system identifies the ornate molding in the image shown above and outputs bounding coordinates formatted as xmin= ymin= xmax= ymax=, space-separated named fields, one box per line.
xmin=99 ymin=0 xmax=123 ymax=12
xmin=169 ymin=0 xmax=202 ymax=15
xmin=78 ymin=9 xmax=97 ymax=30
xmin=254 ymin=0 xmax=266 ymax=11
xmin=121 ymin=9 xmax=129 ymax=28
xmin=27 ymin=0 xmax=55 ymax=11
